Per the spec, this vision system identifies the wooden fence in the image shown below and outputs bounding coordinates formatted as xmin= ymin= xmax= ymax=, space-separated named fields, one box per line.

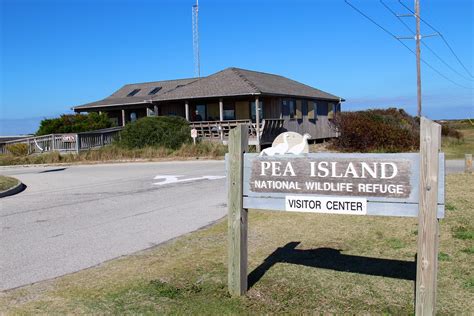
xmin=0 ymin=127 xmax=123 ymax=155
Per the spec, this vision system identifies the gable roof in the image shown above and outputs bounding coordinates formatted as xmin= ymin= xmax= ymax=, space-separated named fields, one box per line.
xmin=74 ymin=68 xmax=343 ymax=111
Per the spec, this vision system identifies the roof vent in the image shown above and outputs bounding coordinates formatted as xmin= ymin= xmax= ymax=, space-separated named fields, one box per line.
xmin=127 ymin=89 xmax=141 ymax=97
xmin=148 ymin=87 xmax=162 ymax=95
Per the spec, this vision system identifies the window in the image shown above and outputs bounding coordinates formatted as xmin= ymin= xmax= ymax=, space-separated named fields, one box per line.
xmin=283 ymin=99 xmax=296 ymax=119
xmin=130 ymin=112 xmax=137 ymax=122
xmin=250 ymin=101 xmax=264 ymax=122
xmin=148 ymin=87 xmax=162 ymax=95
xmin=328 ymin=103 xmax=335 ymax=120
xmin=308 ymin=101 xmax=317 ymax=120
xmin=127 ymin=89 xmax=141 ymax=97
xmin=194 ymin=104 xmax=206 ymax=121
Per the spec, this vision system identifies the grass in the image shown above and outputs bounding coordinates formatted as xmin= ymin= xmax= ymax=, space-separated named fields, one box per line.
xmin=0 ymin=142 xmax=228 ymax=166
xmin=441 ymin=120 xmax=474 ymax=160
xmin=0 ymin=173 xmax=473 ymax=314
xmin=0 ymin=175 xmax=20 ymax=191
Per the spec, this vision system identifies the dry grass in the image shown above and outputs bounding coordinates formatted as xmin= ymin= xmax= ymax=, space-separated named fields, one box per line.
xmin=0 ymin=142 xmax=227 ymax=166
xmin=1 ymin=174 xmax=472 ymax=314
xmin=0 ymin=176 xmax=19 ymax=191
xmin=442 ymin=128 xmax=474 ymax=160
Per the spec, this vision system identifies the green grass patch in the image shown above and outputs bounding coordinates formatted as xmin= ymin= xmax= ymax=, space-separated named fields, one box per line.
xmin=438 ymin=252 xmax=451 ymax=261
xmin=1 ymin=174 xmax=473 ymax=314
xmin=0 ymin=175 xmax=19 ymax=191
xmin=452 ymin=226 xmax=474 ymax=240
xmin=386 ymin=238 xmax=406 ymax=249
xmin=446 ymin=203 xmax=457 ymax=211
xmin=461 ymin=246 xmax=474 ymax=254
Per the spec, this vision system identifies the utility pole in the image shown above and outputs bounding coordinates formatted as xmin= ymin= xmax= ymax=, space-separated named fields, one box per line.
xmin=415 ymin=0 xmax=422 ymax=117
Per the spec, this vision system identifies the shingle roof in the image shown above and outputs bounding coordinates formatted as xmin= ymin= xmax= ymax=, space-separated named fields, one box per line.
xmin=74 ymin=78 xmax=197 ymax=110
xmin=74 ymin=68 xmax=343 ymax=111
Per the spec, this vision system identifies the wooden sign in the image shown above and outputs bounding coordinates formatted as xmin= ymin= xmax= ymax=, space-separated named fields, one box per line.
xmin=191 ymin=128 xmax=198 ymax=144
xmin=226 ymin=117 xmax=444 ymax=314
xmin=244 ymin=153 xmax=445 ymax=218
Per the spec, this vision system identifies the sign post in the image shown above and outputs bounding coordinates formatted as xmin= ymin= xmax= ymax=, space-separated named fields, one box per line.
xmin=227 ymin=124 xmax=248 ymax=296
xmin=416 ymin=117 xmax=441 ymax=315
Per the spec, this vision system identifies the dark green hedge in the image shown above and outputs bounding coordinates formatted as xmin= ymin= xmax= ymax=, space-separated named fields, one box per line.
xmin=118 ymin=116 xmax=191 ymax=149
xmin=332 ymin=108 xmax=419 ymax=152
xmin=37 ymin=113 xmax=112 ymax=136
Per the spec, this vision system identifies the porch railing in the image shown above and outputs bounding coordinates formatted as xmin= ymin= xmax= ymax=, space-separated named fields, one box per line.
xmin=0 ymin=127 xmax=123 ymax=155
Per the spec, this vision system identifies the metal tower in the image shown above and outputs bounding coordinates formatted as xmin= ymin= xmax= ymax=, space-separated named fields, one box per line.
xmin=192 ymin=0 xmax=200 ymax=78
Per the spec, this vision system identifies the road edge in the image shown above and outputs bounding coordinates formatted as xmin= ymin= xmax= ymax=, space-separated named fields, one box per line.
xmin=0 ymin=180 xmax=26 ymax=198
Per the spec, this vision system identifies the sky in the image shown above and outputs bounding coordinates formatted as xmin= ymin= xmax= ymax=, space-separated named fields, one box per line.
xmin=1 ymin=0 xmax=473 ymax=135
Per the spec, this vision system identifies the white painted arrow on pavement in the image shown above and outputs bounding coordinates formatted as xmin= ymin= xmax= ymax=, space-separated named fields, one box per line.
xmin=153 ymin=175 xmax=225 ymax=186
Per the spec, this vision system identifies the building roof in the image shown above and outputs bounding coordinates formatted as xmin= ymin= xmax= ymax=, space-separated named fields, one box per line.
xmin=74 ymin=68 xmax=343 ymax=111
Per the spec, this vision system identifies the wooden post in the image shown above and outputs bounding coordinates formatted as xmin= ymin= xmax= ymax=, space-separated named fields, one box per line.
xmin=185 ymin=101 xmax=190 ymax=121
xmin=465 ymin=154 xmax=472 ymax=174
xmin=51 ymin=134 xmax=55 ymax=151
xmin=75 ymin=134 xmax=80 ymax=153
xmin=219 ymin=98 xmax=224 ymax=121
xmin=228 ymin=124 xmax=249 ymax=296
xmin=255 ymin=96 xmax=261 ymax=153
xmin=121 ymin=110 xmax=126 ymax=126
xmin=416 ymin=117 xmax=441 ymax=315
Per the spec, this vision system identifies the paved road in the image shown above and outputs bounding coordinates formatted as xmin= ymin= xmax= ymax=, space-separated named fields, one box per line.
xmin=0 ymin=161 xmax=226 ymax=291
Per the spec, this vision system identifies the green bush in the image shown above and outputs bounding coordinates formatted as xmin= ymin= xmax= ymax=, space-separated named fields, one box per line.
xmin=37 ymin=113 xmax=112 ymax=135
xmin=332 ymin=108 xmax=419 ymax=152
xmin=5 ymin=143 xmax=29 ymax=156
xmin=118 ymin=116 xmax=191 ymax=149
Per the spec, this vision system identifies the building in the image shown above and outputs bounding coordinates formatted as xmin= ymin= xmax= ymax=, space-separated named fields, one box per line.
xmin=73 ymin=67 xmax=344 ymax=144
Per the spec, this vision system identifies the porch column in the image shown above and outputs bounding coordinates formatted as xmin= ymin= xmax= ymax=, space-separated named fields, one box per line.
xmin=185 ymin=101 xmax=190 ymax=121
xmin=219 ymin=98 xmax=224 ymax=121
xmin=255 ymin=96 xmax=261 ymax=152
xmin=121 ymin=109 xmax=126 ymax=126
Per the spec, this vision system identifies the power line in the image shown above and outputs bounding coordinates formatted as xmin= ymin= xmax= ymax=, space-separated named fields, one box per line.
xmin=380 ymin=0 xmax=473 ymax=82
xmin=398 ymin=0 xmax=474 ymax=78
xmin=344 ymin=0 xmax=472 ymax=90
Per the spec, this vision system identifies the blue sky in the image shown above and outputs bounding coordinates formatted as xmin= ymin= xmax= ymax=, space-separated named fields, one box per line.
xmin=1 ymin=0 xmax=473 ymax=135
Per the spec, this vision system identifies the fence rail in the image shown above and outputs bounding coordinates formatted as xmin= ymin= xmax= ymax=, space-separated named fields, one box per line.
xmin=0 ymin=127 xmax=123 ymax=155
xmin=0 ymin=119 xmax=285 ymax=155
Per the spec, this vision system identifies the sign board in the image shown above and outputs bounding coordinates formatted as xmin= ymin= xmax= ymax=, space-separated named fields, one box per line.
xmin=61 ymin=134 xmax=76 ymax=142
xmin=191 ymin=128 xmax=198 ymax=144
xmin=243 ymin=153 xmax=445 ymax=218
xmin=226 ymin=119 xmax=444 ymax=314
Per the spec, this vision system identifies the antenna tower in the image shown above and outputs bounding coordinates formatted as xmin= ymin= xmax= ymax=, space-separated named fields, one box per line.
xmin=192 ymin=0 xmax=200 ymax=78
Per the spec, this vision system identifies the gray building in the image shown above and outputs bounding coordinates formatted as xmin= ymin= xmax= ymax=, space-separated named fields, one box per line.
xmin=74 ymin=67 xmax=344 ymax=143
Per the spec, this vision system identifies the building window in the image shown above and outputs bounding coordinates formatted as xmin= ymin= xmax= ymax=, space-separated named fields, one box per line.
xmin=328 ymin=103 xmax=335 ymax=120
xmin=250 ymin=101 xmax=264 ymax=122
xmin=283 ymin=99 xmax=296 ymax=119
xmin=194 ymin=104 xmax=206 ymax=121
xmin=148 ymin=87 xmax=162 ymax=95
xmin=130 ymin=112 xmax=137 ymax=122
xmin=127 ymin=89 xmax=141 ymax=97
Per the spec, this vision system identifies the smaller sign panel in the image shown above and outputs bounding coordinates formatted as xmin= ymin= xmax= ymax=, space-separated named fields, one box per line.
xmin=285 ymin=195 xmax=367 ymax=215
xmin=61 ymin=135 xmax=76 ymax=142
xmin=191 ymin=129 xmax=198 ymax=139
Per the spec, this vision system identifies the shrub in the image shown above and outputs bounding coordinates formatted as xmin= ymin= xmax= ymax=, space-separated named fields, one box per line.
xmin=441 ymin=124 xmax=463 ymax=140
xmin=5 ymin=143 xmax=29 ymax=156
xmin=118 ymin=116 xmax=191 ymax=149
xmin=37 ymin=113 xmax=112 ymax=135
xmin=331 ymin=108 xmax=419 ymax=152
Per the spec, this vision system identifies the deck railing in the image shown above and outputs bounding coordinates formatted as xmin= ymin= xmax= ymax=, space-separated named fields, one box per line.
xmin=0 ymin=119 xmax=285 ymax=155
xmin=0 ymin=127 xmax=123 ymax=155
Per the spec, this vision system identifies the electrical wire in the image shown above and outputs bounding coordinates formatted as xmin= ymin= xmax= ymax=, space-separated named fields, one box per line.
xmin=398 ymin=0 xmax=474 ymax=78
xmin=380 ymin=0 xmax=473 ymax=82
xmin=344 ymin=0 xmax=473 ymax=89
